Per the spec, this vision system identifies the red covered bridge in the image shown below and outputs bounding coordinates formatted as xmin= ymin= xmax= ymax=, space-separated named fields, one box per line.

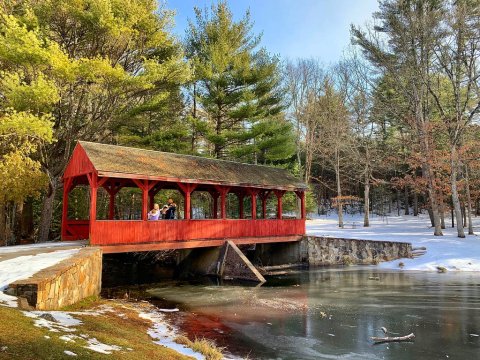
xmin=62 ymin=141 xmax=308 ymax=253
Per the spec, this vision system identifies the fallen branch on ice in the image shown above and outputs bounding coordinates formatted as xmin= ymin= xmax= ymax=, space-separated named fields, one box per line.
xmin=371 ymin=333 xmax=415 ymax=344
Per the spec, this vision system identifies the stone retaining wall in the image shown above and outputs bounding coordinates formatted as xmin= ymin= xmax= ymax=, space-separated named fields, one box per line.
xmin=8 ymin=247 xmax=102 ymax=310
xmin=305 ymin=236 xmax=412 ymax=266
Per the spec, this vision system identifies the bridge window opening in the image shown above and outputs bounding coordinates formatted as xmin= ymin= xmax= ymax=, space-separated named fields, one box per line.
xmin=114 ymin=187 xmax=143 ymax=220
xmin=226 ymin=193 xmax=240 ymax=219
xmin=95 ymin=187 xmax=110 ymax=220
xmin=282 ymin=191 xmax=300 ymax=219
xmin=68 ymin=185 xmax=90 ymax=220
xmin=191 ymin=191 xmax=213 ymax=219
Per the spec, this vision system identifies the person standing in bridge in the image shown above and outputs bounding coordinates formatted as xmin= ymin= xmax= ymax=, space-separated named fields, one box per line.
xmin=165 ymin=198 xmax=177 ymax=219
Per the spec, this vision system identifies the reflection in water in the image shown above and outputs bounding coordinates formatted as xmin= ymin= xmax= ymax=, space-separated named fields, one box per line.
xmin=145 ymin=268 xmax=480 ymax=360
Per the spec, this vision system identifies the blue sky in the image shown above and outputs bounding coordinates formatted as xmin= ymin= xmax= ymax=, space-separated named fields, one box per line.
xmin=165 ymin=0 xmax=379 ymax=64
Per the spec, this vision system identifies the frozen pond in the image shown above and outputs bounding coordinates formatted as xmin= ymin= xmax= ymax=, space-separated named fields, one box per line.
xmin=145 ymin=268 xmax=480 ymax=360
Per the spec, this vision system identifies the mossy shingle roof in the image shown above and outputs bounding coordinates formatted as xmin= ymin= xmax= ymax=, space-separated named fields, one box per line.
xmin=79 ymin=141 xmax=307 ymax=191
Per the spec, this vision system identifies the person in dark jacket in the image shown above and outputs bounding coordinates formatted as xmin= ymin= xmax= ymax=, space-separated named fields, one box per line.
xmin=165 ymin=198 xmax=177 ymax=219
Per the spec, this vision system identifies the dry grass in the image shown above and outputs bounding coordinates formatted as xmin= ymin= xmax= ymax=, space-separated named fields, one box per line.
xmin=0 ymin=301 xmax=193 ymax=360
xmin=175 ymin=335 xmax=224 ymax=360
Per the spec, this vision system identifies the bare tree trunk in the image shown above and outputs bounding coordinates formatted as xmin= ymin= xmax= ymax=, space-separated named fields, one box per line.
xmin=335 ymin=148 xmax=343 ymax=228
xmin=451 ymin=205 xmax=455 ymax=228
xmin=413 ymin=191 xmax=418 ymax=216
xmin=22 ymin=198 xmax=34 ymax=240
xmin=364 ymin=173 xmax=370 ymax=227
xmin=404 ymin=186 xmax=410 ymax=215
xmin=13 ymin=202 xmax=23 ymax=245
xmin=440 ymin=207 xmax=445 ymax=229
xmin=462 ymin=204 xmax=466 ymax=228
xmin=450 ymin=146 xmax=465 ymax=237
xmin=427 ymin=207 xmax=434 ymax=227
xmin=38 ymin=174 xmax=58 ymax=243
xmin=464 ymin=165 xmax=474 ymax=235
xmin=422 ymin=162 xmax=442 ymax=235
xmin=396 ymin=189 xmax=401 ymax=216
xmin=0 ymin=201 xmax=6 ymax=246
xmin=439 ymin=196 xmax=446 ymax=229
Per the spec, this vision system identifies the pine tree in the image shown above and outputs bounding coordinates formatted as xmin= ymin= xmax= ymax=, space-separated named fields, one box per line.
xmin=185 ymin=1 xmax=292 ymax=163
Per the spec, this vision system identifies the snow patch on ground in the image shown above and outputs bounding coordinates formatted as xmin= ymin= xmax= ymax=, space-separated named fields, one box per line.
xmin=306 ymin=213 xmax=480 ymax=272
xmin=23 ymin=311 xmax=82 ymax=332
xmin=0 ymin=241 xmax=85 ymax=254
xmin=139 ymin=310 xmax=205 ymax=360
xmin=83 ymin=337 xmax=122 ymax=354
xmin=0 ymin=249 xmax=80 ymax=307
xmin=63 ymin=350 xmax=77 ymax=357
xmin=24 ymin=308 xmax=124 ymax=355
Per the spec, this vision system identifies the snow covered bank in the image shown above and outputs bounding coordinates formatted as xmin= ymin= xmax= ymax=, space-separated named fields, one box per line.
xmin=0 ymin=249 xmax=80 ymax=307
xmin=306 ymin=213 xmax=480 ymax=272
xmin=0 ymin=241 xmax=85 ymax=255
xmin=139 ymin=310 xmax=205 ymax=360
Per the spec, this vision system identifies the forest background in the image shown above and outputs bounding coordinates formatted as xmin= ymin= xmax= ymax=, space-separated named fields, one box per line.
xmin=1 ymin=0 xmax=480 ymax=244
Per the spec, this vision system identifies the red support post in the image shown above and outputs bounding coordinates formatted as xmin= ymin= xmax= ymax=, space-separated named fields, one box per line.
xmin=61 ymin=177 xmax=73 ymax=239
xmin=260 ymin=190 xmax=270 ymax=219
xmin=274 ymin=190 xmax=286 ymax=219
xmin=245 ymin=189 xmax=259 ymax=220
xmin=220 ymin=192 xmax=227 ymax=219
xmin=214 ymin=185 xmax=230 ymax=219
xmin=208 ymin=190 xmax=219 ymax=219
xmin=108 ymin=193 xmax=115 ymax=220
xmin=238 ymin=193 xmax=245 ymax=219
xmin=185 ymin=191 xmax=191 ymax=219
xmin=87 ymin=173 xmax=98 ymax=225
xmin=132 ymin=179 xmax=149 ymax=220
xmin=103 ymin=179 xmax=121 ymax=220
xmin=177 ymin=183 xmax=198 ymax=220
xmin=296 ymin=190 xmax=306 ymax=219
xmin=142 ymin=181 xmax=148 ymax=221
xmin=213 ymin=194 xmax=218 ymax=219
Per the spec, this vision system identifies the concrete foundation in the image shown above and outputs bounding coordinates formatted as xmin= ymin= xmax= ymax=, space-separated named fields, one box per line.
xmin=176 ymin=241 xmax=265 ymax=282
xmin=304 ymin=236 xmax=412 ymax=266
xmin=253 ymin=241 xmax=309 ymax=266
xmin=254 ymin=236 xmax=412 ymax=267
xmin=7 ymin=247 xmax=102 ymax=310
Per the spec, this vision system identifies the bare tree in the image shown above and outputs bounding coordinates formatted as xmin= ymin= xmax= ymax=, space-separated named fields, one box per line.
xmin=285 ymin=59 xmax=326 ymax=183
xmin=428 ymin=0 xmax=480 ymax=238
xmin=336 ymin=56 xmax=377 ymax=227
xmin=352 ymin=0 xmax=445 ymax=235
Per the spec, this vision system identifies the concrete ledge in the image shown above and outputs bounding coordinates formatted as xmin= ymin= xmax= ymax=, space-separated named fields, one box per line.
xmin=7 ymin=247 xmax=102 ymax=310
xmin=305 ymin=236 xmax=412 ymax=266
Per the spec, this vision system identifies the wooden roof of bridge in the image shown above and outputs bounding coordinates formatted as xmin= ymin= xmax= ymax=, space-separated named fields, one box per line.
xmin=64 ymin=141 xmax=307 ymax=191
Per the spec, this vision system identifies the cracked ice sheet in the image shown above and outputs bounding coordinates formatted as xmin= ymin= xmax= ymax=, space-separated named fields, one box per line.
xmin=0 ymin=249 xmax=80 ymax=307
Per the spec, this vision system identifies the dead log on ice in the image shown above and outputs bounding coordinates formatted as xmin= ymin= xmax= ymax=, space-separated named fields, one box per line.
xmin=371 ymin=333 xmax=415 ymax=344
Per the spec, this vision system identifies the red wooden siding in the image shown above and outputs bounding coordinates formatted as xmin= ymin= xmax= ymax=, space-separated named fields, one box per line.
xmin=63 ymin=144 xmax=95 ymax=179
xmin=90 ymin=219 xmax=305 ymax=246
xmin=63 ymin=220 xmax=89 ymax=240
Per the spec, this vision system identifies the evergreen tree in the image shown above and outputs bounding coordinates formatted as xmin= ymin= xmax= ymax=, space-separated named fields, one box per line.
xmin=185 ymin=1 xmax=293 ymax=163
